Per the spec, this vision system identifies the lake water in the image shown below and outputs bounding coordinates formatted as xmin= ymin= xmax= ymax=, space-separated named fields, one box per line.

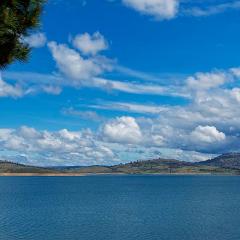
xmin=0 ymin=175 xmax=240 ymax=240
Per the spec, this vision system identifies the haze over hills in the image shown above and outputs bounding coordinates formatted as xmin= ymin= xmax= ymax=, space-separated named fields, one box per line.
xmin=1 ymin=153 xmax=240 ymax=175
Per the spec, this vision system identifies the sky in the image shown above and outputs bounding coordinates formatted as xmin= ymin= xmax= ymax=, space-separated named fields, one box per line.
xmin=1 ymin=0 xmax=240 ymax=166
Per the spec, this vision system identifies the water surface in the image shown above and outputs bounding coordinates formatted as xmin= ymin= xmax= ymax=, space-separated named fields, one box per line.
xmin=0 ymin=175 xmax=240 ymax=240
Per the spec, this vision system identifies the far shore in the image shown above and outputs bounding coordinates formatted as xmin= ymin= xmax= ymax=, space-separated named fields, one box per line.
xmin=1 ymin=172 xmax=238 ymax=177
xmin=0 ymin=173 xmax=88 ymax=177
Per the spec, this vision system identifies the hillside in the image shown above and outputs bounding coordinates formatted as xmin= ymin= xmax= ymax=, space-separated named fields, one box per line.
xmin=110 ymin=158 xmax=240 ymax=175
xmin=199 ymin=153 xmax=240 ymax=170
xmin=49 ymin=156 xmax=240 ymax=175
xmin=0 ymin=161 xmax=58 ymax=174
xmin=1 ymin=154 xmax=240 ymax=175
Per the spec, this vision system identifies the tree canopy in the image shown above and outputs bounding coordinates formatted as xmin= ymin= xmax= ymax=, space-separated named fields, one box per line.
xmin=0 ymin=0 xmax=45 ymax=68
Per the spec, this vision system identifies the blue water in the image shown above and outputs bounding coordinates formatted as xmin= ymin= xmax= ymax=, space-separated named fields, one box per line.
xmin=0 ymin=176 xmax=240 ymax=240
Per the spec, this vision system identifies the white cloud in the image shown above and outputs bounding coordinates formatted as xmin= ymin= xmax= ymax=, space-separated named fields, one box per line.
xmin=4 ymin=71 xmax=187 ymax=97
xmin=0 ymin=129 xmax=13 ymax=141
xmin=41 ymin=85 xmax=62 ymax=95
xmin=62 ymin=108 xmax=104 ymax=122
xmin=15 ymin=33 xmax=186 ymax=97
xmin=0 ymin=127 xmax=117 ymax=166
xmin=121 ymin=0 xmax=240 ymax=20
xmin=93 ymin=77 xmax=187 ymax=97
xmin=48 ymin=41 xmax=112 ymax=85
xmin=91 ymin=66 xmax=239 ymax=154
xmin=3 ymin=63 xmax=240 ymax=156
xmin=122 ymin=0 xmax=179 ymax=19
xmin=230 ymin=67 xmax=240 ymax=77
xmin=186 ymin=71 xmax=229 ymax=90
xmin=184 ymin=1 xmax=240 ymax=17
xmin=114 ymin=65 xmax=164 ymax=82
xmin=131 ymin=67 xmax=240 ymax=152
xmin=73 ymin=32 xmax=108 ymax=55
xmin=0 ymin=122 xmax=228 ymax=165
xmin=48 ymin=42 xmax=103 ymax=82
xmin=3 ymin=39 xmax=240 ymax=161
xmin=0 ymin=72 xmax=63 ymax=98
xmin=102 ymin=116 xmax=142 ymax=144
xmin=231 ymin=88 xmax=240 ymax=102
xmin=18 ymin=126 xmax=41 ymax=139
xmin=24 ymin=33 xmax=47 ymax=48
xmin=88 ymin=101 xmax=167 ymax=114
xmin=191 ymin=126 xmax=226 ymax=144
xmin=0 ymin=74 xmax=24 ymax=98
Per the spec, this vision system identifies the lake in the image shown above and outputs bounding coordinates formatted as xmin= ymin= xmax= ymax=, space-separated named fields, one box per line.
xmin=0 ymin=175 xmax=240 ymax=240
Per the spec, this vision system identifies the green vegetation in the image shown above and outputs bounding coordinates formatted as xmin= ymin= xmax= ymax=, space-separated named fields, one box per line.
xmin=1 ymin=153 xmax=240 ymax=175
xmin=0 ymin=0 xmax=45 ymax=68
xmin=198 ymin=153 xmax=240 ymax=170
xmin=0 ymin=161 xmax=57 ymax=174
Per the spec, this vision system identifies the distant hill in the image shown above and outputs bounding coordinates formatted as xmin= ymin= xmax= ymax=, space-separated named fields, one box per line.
xmin=1 ymin=153 xmax=240 ymax=175
xmin=0 ymin=161 xmax=58 ymax=174
xmin=110 ymin=158 xmax=240 ymax=175
xmin=36 ymin=156 xmax=240 ymax=175
xmin=199 ymin=153 xmax=240 ymax=170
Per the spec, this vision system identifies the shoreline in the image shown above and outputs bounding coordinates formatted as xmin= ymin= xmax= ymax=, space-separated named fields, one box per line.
xmin=0 ymin=173 xmax=88 ymax=177
xmin=0 ymin=172 xmax=239 ymax=177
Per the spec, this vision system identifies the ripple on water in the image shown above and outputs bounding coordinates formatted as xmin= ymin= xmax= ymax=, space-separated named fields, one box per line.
xmin=0 ymin=176 xmax=240 ymax=240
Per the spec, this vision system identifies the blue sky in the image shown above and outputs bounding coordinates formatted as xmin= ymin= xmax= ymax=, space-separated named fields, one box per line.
xmin=1 ymin=0 xmax=240 ymax=166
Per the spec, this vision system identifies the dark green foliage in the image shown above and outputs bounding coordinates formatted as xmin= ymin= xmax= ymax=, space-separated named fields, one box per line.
xmin=0 ymin=0 xmax=45 ymax=68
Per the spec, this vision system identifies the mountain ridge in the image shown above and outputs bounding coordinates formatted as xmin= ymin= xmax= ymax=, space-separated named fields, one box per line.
xmin=1 ymin=153 xmax=240 ymax=175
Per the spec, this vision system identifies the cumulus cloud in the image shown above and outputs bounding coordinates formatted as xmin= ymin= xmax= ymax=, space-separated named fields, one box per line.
xmin=55 ymin=66 xmax=240 ymax=156
xmin=86 ymin=67 xmax=240 ymax=155
xmin=231 ymin=88 xmax=240 ymax=102
xmin=47 ymin=32 xmax=113 ymax=87
xmin=23 ymin=33 xmax=47 ymax=48
xmin=5 ymin=62 xmax=240 ymax=164
xmin=48 ymin=42 xmax=104 ymax=82
xmin=122 ymin=0 xmax=179 ymax=19
xmin=102 ymin=116 xmax=142 ymax=144
xmin=46 ymin=35 xmax=186 ymax=97
xmin=191 ymin=126 xmax=226 ymax=144
xmin=3 ymin=43 xmax=240 ymax=163
xmin=231 ymin=67 xmax=240 ymax=77
xmin=73 ymin=32 xmax=108 ymax=55
xmin=4 ymin=63 xmax=240 ymax=158
xmin=0 ymin=127 xmax=116 ymax=166
xmin=48 ymin=41 xmax=112 ymax=85
xmin=18 ymin=126 xmax=41 ymax=139
xmin=186 ymin=71 xmax=230 ymax=90
xmin=0 ymin=125 xmax=216 ymax=165
xmin=138 ymin=96 xmax=237 ymax=153
xmin=130 ymin=68 xmax=240 ymax=153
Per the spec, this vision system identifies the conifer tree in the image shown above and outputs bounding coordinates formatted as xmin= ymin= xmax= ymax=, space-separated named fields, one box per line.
xmin=0 ymin=0 xmax=45 ymax=68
